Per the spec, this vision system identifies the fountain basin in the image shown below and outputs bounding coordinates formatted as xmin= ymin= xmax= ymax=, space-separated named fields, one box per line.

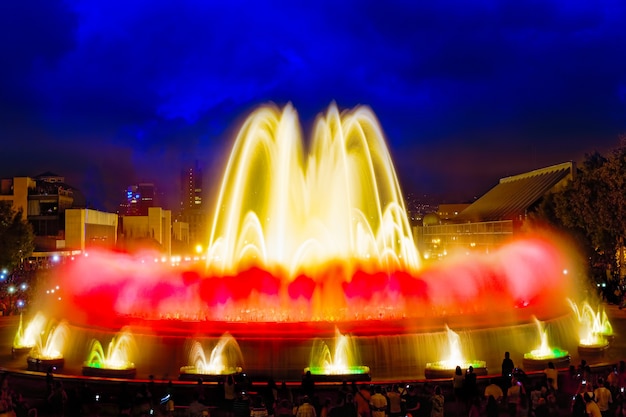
xmin=11 ymin=346 xmax=33 ymax=357
xmin=424 ymin=362 xmax=487 ymax=380
xmin=27 ymin=356 xmax=65 ymax=372
xmin=303 ymin=366 xmax=371 ymax=382
xmin=578 ymin=342 xmax=610 ymax=357
xmin=522 ymin=351 xmax=570 ymax=371
xmin=82 ymin=364 xmax=137 ymax=379
xmin=178 ymin=366 xmax=243 ymax=382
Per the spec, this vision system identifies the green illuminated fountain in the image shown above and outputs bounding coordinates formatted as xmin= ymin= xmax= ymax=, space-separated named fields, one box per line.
xmin=425 ymin=325 xmax=486 ymax=379
xmin=82 ymin=328 xmax=137 ymax=378
xmin=522 ymin=318 xmax=570 ymax=370
xmin=304 ymin=328 xmax=370 ymax=381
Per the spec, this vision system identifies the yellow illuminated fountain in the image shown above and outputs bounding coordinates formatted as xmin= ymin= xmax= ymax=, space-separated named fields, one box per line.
xmin=34 ymin=103 xmax=580 ymax=380
xmin=304 ymin=328 xmax=370 ymax=380
xmin=179 ymin=333 xmax=244 ymax=381
xmin=12 ymin=312 xmax=47 ymax=356
xmin=27 ymin=320 xmax=70 ymax=372
xmin=568 ymin=300 xmax=613 ymax=354
xmin=82 ymin=328 xmax=137 ymax=378
xmin=425 ymin=326 xmax=486 ymax=379
xmin=522 ymin=317 xmax=570 ymax=370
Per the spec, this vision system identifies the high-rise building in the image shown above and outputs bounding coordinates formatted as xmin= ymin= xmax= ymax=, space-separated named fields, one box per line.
xmin=178 ymin=161 xmax=208 ymax=253
xmin=119 ymin=182 xmax=158 ymax=216
xmin=180 ymin=162 xmax=203 ymax=211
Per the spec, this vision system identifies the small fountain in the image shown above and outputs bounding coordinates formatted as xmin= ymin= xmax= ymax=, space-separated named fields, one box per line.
xmin=568 ymin=300 xmax=613 ymax=356
xmin=12 ymin=312 xmax=47 ymax=357
xmin=82 ymin=328 xmax=137 ymax=378
xmin=425 ymin=326 xmax=486 ymax=379
xmin=522 ymin=318 xmax=570 ymax=370
xmin=304 ymin=328 xmax=370 ymax=381
xmin=27 ymin=320 xmax=70 ymax=372
xmin=179 ymin=333 xmax=244 ymax=381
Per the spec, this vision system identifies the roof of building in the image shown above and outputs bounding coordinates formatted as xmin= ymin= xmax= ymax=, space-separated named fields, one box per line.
xmin=35 ymin=171 xmax=62 ymax=178
xmin=456 ymin=162 xmax=574 ymax=222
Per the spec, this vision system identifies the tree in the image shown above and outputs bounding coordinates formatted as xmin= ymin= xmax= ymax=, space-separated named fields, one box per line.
xmin=531 ymin=136 xmax=626 ymax=282
xmin=0 ymin=201 xmax=35 ymax=272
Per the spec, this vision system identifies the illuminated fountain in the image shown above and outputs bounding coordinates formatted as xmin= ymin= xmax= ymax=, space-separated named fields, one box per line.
xmin=82 ymin=328 xmax=137 ymax=378
xmin=304 ymin=328 xmax=370 ymax=381
xmin=26 ymin=320 xmax=69 ymax=372
xmin=424 ymin=326 xmax=486 ymax=379
xmin=179 ymin=333 xmax=244 ymax=381
xmin=12 ymin=312 xmax=47 ymax=357
xmin=568 ymin=300 xmax=613 ymax=355
xmin=522 ymin=318 xmax=570 ymax=370
xmin=30 ymin=104 xmax=579 ymax=380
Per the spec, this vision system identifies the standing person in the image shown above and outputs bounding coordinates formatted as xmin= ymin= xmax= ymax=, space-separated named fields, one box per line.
xmin=135 ymin=383 xmax=153 ymax=417
xmin=370 ymin=386 xmax=388 ymax=417
xmin=403 ymin=386 xmax=420 ymax=417
xmin=486 ymin=395 xmax=499 ymax=417
xmin=465 ymin=366 xmax=478 ymax=410
xmin=544 ymin=362 xmax=558 ymax=392
xmin=502 ymin=352 xmax=515 ymax=389
xmin=585 ymin=392 xmax=602 ymax=417
xmin=47 ymin=381 xmax=68 ymax=417
xmin=223 ymin=375 xmax=236 ymax=417
xmin=468 ymin=398 xmax=481 ymax=417
xmin=355 ymin=384 xmax=372 ymax=417
xmin=301 ymin=371 xmax=315 ymax=399
xmin=295 ymin=396 xmax=317 ymax=417
xmin=387 ymin=384 xmax=404 ymax=417
xmin=232 ymin=391 xmax=251 ymax=417
xmin=250 ymin=396 xmax=269 ymax=417
xmin=572 ymin=394 xmax=586 ymax=417
xmin=319 ymin=398 xmax=331 ymax=417
xmin=453 ymin=366 xmax=464 ymax=416
xmin=594 ymin=378 xmax=613 ymax=417
xmin=430 ymin=386 xmax=445 ymax=417
xmin=484 ymin=379 xmax=504 ymax=404
xmin=507 ymin=377 xmax=523 ymax=417
xmin=341 ymin=393 xmax=359 ymax=417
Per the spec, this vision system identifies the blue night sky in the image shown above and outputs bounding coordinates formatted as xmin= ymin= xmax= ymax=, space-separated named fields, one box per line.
xmin=1 ymin=0 xmax=625 ymax=211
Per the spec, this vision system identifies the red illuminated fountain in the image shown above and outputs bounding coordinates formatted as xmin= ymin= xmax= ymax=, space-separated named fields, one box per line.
xmin=29 ymin=104 xmax=580 ymax=381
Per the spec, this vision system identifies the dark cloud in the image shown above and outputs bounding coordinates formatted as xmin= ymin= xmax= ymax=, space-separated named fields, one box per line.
xmin=1 ymin=0 xmax=625 ymax=210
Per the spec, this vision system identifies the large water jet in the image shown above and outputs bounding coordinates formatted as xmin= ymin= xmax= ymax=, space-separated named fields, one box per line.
xmin=25 ymin=104 xmax=580 ymax=380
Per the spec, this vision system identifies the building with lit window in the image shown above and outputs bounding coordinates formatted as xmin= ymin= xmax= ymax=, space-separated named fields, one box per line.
xmin=119 ymin=182 xmax=158 ymax=216
xmin=178 ymin=162 xmax=208 ymax=253
xmin=416 ymin=162 xmax=575 ymax=259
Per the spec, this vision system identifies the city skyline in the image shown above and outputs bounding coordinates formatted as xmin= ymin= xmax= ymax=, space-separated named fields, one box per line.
xmin=1 ymin=1 xmax=625 ymax=211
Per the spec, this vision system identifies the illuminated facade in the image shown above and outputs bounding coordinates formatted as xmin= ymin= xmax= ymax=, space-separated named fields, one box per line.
xmin=65 ymin=209 xmax=118 ymax=251
xmin=417 ymin=162 xmax=575 ymax=259
xmin=119 ymin=207 xmax=172 ymax=256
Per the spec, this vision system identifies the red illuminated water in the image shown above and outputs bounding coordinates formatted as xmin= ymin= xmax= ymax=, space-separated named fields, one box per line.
xmin=40 ymin=234 xmax=574 ymax=332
